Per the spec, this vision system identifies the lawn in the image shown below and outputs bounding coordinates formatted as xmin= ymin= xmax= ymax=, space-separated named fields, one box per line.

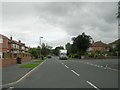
xmin=20 ymin=63 xmax=39 ymax=68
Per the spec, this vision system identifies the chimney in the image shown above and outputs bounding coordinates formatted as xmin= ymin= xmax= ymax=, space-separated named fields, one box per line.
xmin=19 ymin=40 xmax=21 ymax=43
xmin=10 ymin=36 xmax=12 ymax=40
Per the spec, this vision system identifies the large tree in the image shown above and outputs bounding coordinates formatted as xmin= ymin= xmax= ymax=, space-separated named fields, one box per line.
xmin=71 ymin=32 xmax=92 ymax=55
xmin=53 ymin=46 xmax=64 ymax=56
xmin=65 ymin=43 xmax=72 ymax=55
xmin=118 ymin=1 xmax=120 ymax=18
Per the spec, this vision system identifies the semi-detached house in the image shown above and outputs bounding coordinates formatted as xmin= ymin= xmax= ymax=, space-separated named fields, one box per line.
xmin=0 ymin=34 xmax=31 ymax=67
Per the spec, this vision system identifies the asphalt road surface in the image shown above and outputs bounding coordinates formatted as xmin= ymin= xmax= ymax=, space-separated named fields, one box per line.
xmin=9 ymin=57 xmax=119 ymax=89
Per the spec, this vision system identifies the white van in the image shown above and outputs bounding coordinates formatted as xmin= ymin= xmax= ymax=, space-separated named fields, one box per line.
xmin=59 ymin=50 xmax=68 ymax=60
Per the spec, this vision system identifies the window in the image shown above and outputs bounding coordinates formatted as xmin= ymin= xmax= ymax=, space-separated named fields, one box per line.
xmin=14 ymin=53 xmax=17 ymax=58
xmin=0 ymin=38 xmax=3 ymax=43
xmin=2 ymin=53 xmax=4 ymax=58
xmin=0 ymin=52 xmax=2 ymax=59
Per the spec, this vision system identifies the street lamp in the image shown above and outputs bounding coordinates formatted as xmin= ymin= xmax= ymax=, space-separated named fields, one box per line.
xmin=39 ymin=37 xmax=43 ymax=59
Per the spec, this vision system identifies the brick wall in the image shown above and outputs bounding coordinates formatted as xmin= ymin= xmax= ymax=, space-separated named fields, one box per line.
xmin=0 ymin=56 xmax=31 ymax=67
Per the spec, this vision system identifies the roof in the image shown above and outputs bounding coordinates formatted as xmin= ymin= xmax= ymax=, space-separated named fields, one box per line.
xmin=0 ymin=34 xmax=9 ymax=39
xmin=10 ymin=40 xmax=25 ymax=46
xmin=10 ymin=40 xmax=19 ymax=45
xmin=108 ymin=39 xmax=120 ymax=45
xmin=92 ymin=41 xmax=107 ymax=47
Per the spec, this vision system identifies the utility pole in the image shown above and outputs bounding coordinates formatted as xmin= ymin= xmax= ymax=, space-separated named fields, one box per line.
xmin=39 ymin=37 xmax=43 ymax=59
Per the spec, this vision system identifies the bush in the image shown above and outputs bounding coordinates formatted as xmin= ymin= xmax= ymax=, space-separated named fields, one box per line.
xmin=85 ymin=52 xmax=94 ymax=58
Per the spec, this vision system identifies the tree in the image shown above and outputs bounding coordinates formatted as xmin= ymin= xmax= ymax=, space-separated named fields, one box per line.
xmin=28 ymin=48 xmax=40 ymax=59
xmin=117 ymin=1 xmax=120 ymax=18
xmin=72 ymin=32 xmax=92 ymax=55
xmin=116 ymin=39 xmax=120 ymax=56
xmin=53 ymin=46 xmax=64 ymax=56
xmin=65 ymin=43 xmax=72 ymax=55
xmin=41 ymin=43 xmax=52 ymax=57
xmin=28 ymin=44 xmax=52 ymax=58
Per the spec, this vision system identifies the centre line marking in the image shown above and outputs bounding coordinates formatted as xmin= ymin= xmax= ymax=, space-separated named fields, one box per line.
xmin=65 ymin=65 xmax=69 ymax=68
xmin=86 ymin=81 xmax=100 ymax=90
xmin=71 ymin=70 xmax=80 ymax=76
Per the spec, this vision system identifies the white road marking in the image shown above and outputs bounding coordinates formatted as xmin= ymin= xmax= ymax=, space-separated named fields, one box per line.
xmin=86 ymin=81 xmax=100 ymax=90
xmin=7 ymin=86 xmax=14 ymax=90
xmin=96 ymin=65 xmax=100 ymax=68
xmin=104 ymin=67 xmax=107 ymax=69
xmin=71 ymin=70 xmax=80 ymax=76
xmin=61 ymin=63 xmax=64 ymax=65
xmin=65 ymin=65 xmax=69 ymax=68
xmin=106 ymin=64 xmax=108 ymax=67
xmin=94 ymin=64 xmax=98 ymax=67
xmin=82 ymin=62 xmax=118 ymax=71
xmin=1 ymin=60 xmax=47 ymax=88
xmin=105 ymin=64 xmax=118 ymax=71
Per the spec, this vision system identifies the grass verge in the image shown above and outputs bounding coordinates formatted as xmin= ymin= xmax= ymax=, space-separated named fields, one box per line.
xmin=20 ymin=63 xmax=39 ymax=68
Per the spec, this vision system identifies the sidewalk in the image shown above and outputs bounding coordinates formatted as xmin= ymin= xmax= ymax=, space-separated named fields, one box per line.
xmin=2 ymin=60 xmax=38 ymax=85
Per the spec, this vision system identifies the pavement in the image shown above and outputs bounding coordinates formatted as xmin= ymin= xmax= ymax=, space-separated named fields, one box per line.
xmin=1 ymin=57 xmax=119 ymax=89
xmin=2 ymin=59 xmax=39 ymax=85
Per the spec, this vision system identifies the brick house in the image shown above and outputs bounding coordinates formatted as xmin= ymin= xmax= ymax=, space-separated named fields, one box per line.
xmin=88 ymin=41 xmax=107 ymax=52
xmin=0 ymin=34 xmax=31 ymax=67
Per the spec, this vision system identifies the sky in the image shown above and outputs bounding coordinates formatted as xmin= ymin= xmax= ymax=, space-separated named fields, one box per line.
xmin=0 ymin=1 xmax=119 ymax=48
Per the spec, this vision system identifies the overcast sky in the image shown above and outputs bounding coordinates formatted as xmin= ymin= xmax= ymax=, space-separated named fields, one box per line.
xmin=1 ymin=2 xmax=118 ymax=48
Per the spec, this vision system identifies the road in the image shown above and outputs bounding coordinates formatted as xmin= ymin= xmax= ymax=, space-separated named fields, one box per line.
xmin=8 ymin=57 xmax=119 ymax=89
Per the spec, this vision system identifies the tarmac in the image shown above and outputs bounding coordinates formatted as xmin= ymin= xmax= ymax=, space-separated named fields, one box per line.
xmin=2 ymin=60 xmax=38 ymax=85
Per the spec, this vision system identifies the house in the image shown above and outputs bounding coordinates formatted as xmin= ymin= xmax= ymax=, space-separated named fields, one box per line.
xmin=0 ymin=34 xmax=31 ymax=67
xmin=108 ymin=39 xmax=120 ymax=49
xmin=0 ymin=34 xmax=10 ymax=59
xmin=107 ymin=39 xmax=120 ymax=56
xmin=88 ymin=41 xmax=107 ymax=52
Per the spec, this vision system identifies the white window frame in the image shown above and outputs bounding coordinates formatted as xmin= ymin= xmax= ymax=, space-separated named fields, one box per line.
xmin=0 ymin=38 xmax=3 ymax=43
xmin=0 ymin=52 xmax=2 ymax=60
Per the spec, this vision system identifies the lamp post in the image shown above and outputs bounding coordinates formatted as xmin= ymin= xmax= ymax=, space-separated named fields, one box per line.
xmin=39 ymin=37 xmax=43 ymax=59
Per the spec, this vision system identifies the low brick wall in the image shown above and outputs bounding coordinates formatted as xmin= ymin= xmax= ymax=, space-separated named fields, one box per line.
xmin=0 ymin=56 xmax=31 ymax=67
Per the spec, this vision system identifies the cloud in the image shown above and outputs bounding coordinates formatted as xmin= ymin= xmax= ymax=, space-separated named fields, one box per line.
xmin=1 ymin=2 xmax=118 ymax=48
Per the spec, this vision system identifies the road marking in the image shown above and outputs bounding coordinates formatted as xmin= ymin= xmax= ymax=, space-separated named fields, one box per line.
xmin=83 ymin=62 xmax=119 ymax=71
xmin=106 ymin=64 xmax=108 ymax=67
xmin=61 ymin=63 xmax=64 ymax=65
xmin=96 ymin=65 xmax=100 ymax=68
xmin=65 ymin=65 xmax=69 ymax=68
xmin=86 ymin=81 xmax=100 ymax=90
xmin=1 ymin=60 xmax=47 ymax=88
xmin=71 ymin=70 xmax=80 ymax=76
xmin=7 ymin=86 xmax=14 ymax=90
xmin=82 ymin=62 xmax=117 ymax=71
xmin=105 ymin=64 xmax=118 ymax=71
xmin=104 ymin=67 xmax=107 ymax=69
